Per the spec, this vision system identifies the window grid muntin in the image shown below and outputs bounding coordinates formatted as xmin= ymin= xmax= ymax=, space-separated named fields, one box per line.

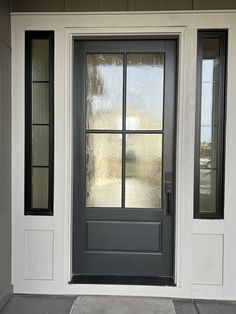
xmin=85 ymin=51 xmax=165 ymax=209
xmin=25 ymin=31 xmax=54 ymax=216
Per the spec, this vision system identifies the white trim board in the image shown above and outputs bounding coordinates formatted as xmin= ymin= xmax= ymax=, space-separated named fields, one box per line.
xmin=11 ymin=11 xmax=236 ymax=300
xmin=10 ymin=10 xmax=236 ymax=15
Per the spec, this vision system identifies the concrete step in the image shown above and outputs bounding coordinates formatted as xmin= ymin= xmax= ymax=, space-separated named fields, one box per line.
xmin=70 ymin=296 xmax=176 ymax=314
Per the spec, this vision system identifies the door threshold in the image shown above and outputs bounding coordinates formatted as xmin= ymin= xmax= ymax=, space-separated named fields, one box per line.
xmin=69 ymin=275 xmax=175 ymax=286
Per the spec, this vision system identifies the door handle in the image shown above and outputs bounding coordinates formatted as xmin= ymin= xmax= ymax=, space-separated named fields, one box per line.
xmin=165 ymin=183 xmax=173 ymax=216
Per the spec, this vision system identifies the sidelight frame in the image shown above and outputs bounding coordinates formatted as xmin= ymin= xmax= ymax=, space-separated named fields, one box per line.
xmin=194 ymin=30 xmax=227 ymax=219
xmin=25 ymin=31 xmax=54 ymax=216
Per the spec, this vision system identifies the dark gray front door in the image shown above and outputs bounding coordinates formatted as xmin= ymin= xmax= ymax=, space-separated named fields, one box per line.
xmin=73 ymin=39 xmax=177 ymax=283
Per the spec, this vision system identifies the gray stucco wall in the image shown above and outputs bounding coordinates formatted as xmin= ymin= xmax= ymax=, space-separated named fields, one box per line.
xmin=12 ymin=0 xmax=236 ymax=12
xmin=0 ymin=0 xmax=12 ymax=309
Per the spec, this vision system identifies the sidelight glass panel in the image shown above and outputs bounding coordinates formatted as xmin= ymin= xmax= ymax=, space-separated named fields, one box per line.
xmin=199 ymin=38 xmax=220 ymax=213
xmin=125 ymin=134 xmax=162 ymax=208
xmin=86 ymin=54 xmax=123 ymax=130
xmin=32 ymin=126 xmax=49 ymax=166
xmin=200 ymin=125 xmax=217 ymax=170
xmin=32 ymin=168 xmax=48 ymax=209
xmin=32 ymin=40 xmax=49 ymax=81
xmin=86 ymin=134 xmax=122 ymax=207
xmin=195 ymin=31 xmax=226 ymax=218
xmin=199 ymin=169 xmax=217 ymax=212
xmin=126 ymin=53 xmax=164 ymax=130
xmin=32 ymin=83 xmax=49 ymax=124
xmin=201 ymin=82 xmax=219 ymax=125
xmin=25 ymin=31 xmax=54 ymax=215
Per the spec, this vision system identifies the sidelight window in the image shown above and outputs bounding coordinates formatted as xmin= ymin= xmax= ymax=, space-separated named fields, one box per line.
xmin=194 ymin=31 xmax=227 ymax=219
xmin=25 ymin=31 xmax=54 ymax=215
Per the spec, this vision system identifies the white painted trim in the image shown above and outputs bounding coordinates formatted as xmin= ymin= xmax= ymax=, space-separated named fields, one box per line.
xmin=11 ymin=11 xmax=236 ymax=300
xmin=0 ymin=285 xmax=13 ymax=310
xmin=62 ymin=27 xmax=187 ymax=296
xmin=64 ymin=30 xmax=74 ymax=284
xmin=193 ymin=220 xmax=224 ymax=235
xmin=10 ymin=10 xmax=236 ymax=16
xmin=176 ymin=26 xmax=197 ymax=298
xmin=223 ymin=26 xmax=236 ymax=300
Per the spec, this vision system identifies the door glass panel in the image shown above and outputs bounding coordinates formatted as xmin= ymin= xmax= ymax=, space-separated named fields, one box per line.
xmin=32 ymin=40 xmax=49 ymax=81
xmin=32 ymin=167 xmax=48 ymax=208
xmin=126 ymin=53 xmax=164 ymax=130
xmin=32 ymin=83 xmax=49 ymax=124
xmin=86 ymin=54 xmax=123 ymax=130
xmin=86 ymin=134 xmax=122 ymax=207
xmin=125 ymin=134 xmax=162 ymax=208
xmin=32 ymin=126 xmax=49 ymax=166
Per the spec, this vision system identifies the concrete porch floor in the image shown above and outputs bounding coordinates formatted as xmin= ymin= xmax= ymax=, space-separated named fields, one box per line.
xmin=1 ymin=294 xmax=236 ymax=314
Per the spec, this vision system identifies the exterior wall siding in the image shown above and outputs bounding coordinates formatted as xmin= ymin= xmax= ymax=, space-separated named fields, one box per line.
xmin=11 ymin=0 xmax=236 ymax=12
xmin=0 ymin=0 xmax=12 ymax=310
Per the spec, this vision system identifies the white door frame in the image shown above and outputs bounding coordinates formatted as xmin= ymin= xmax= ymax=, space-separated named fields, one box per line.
xmin=11 ymin=11 xmax=236 ymax=299
xmin=63 ymin=25 xmax=194 ymax=296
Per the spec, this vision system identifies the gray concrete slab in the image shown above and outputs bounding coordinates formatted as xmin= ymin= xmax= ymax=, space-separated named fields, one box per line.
xmin=70 ymin=296 xmax=176 ymax=314
xmin=195 ymin=300 xmax=236 ymax=314
xmin=2 ymin=294 xmax=236 ymax=314
xmin=173 ymin=300 xmax=198 ymax=314
xmin=0 ymin=294 xmax=76 ymax=314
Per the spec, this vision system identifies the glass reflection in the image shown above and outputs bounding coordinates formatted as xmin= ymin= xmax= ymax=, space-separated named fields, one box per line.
xmin=32 ymin=126 xmax=49 ymax=166
xmin=126 ymin=53 xmax=164 ymax=130
xmin=125 ymin=134 xmax=162 ymax=208
xmin=32 ymin=40 xmax=49 ymax=81
xmin=199 ymin=38 xmax=220 ymax=212
xmin=32 ymin=83 xmax=49 ymax=124
xmin=86 ymin=54 xmax=123 ymax=130
xmin=32 ymin=168 xmax=48 ymax=208
xmin=86 ymin=134 xmax=122 ymax=207
xmin=199 ymin=169 xmax=216 ymax=212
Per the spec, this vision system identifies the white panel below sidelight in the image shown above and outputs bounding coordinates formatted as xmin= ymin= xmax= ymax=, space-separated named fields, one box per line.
xmin=24 ymin=230 xmax=54 ymax=280
xmin=192 ymin=234 xmax=223 ymax=285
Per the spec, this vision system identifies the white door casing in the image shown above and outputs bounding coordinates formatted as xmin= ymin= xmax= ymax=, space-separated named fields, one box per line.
xmin=11 ymin=11 xmax=236 ymax=299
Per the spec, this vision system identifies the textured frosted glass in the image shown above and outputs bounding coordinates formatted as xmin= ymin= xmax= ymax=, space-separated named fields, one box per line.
xmin=125 ymin=134 xmax=162 ymax=208
xmin=86 ymin=134 xmax=122 ymax=207
xmin=199 ymin=169 xmax=216 ymax=212
xmin=126 ymin=53 xmax=164 ymax=130
xmin=86 ymin=54 xmax=123 ymax=130
xmin=32 ymin=83 xmax=49 ymax=124
xmin=32 ymin=40 xmax=49 ymax=81
xmin=32 ymin=126 xmax=49 ymax=166
xmin=32 ymin=168 xmax=48 ymax=208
